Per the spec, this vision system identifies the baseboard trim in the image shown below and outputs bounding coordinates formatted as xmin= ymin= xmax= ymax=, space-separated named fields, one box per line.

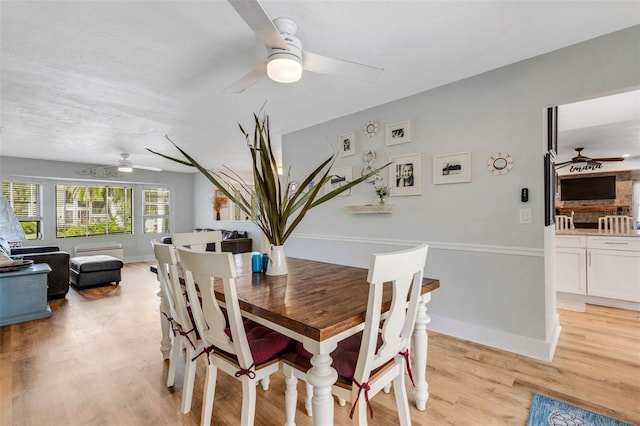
xmin=557 ymin=292 xmax=640 ymax=311
xmin=428 ymin=313 xmax=560 ymax=362
xmin=124 ymin=255 xmax=154 ymax=263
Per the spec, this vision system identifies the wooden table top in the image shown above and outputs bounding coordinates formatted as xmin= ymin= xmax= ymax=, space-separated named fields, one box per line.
xmin=224 ymin=253 xmax=440 ymax=342
xmin=153 ymin=252 xmax=440 ymax=342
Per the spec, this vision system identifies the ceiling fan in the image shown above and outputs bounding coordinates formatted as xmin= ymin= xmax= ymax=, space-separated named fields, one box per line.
xmin=116 ymin=153 xmax=162 ymax=173
xmin=555 ymin=147 xmax=625 ymax=169
xmin=76 ymin=153 xmax=161 ymax=177
xmin=225 ymin=0 xmax=383 ymax=93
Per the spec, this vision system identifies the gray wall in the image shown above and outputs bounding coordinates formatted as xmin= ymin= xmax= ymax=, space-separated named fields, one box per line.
xmin=193 ymin=172 xmax=267 ymax=252
xmin=280 ymin=26 xmax=640 ymax=360
xmin=0 ymin=156 xmax=195 ymax=261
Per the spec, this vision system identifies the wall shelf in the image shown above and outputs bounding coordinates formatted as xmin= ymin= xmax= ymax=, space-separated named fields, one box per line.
xmin=346 ymin=205 xmax=393 ymax=214
xmin=557 ymin=205 xmax=631 ymax=212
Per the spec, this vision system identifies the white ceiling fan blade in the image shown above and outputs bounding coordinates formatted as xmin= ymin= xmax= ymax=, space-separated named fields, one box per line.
xmin=303 ymin=51 xmax=383 ymax=83
xmin=228 ymin=0 xmax=288 ymax=50
xmin=225 ymin=63 xmax=267 ymax=94
xmin=132 ymin=165 xmax=162 ymax=172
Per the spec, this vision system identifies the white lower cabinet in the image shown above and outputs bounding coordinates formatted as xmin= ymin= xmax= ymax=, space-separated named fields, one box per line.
xmin=556 ymin=247 xmax=586 ymax=294
xmin=556 ymin=236 xmax=587 ymax=295
xmin=587 ymin=245 xmax=640 ymax=303
xmin=556 ymin=234 xmax=640 ymax=303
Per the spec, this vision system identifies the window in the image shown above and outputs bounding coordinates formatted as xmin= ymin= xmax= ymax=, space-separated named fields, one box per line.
xmin=143 ymin=188 xmax=170 ymax=233
xmin=1 ymin=181 xmax=43 ymax=240
xmin=56 ymin=185 xmax=132 ymax=237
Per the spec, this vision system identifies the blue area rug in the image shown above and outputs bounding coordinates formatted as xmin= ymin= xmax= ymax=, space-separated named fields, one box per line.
xmin=527 ymin=394 xmax=633 ymax=426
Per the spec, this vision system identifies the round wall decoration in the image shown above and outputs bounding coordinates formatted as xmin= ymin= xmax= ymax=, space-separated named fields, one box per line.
xmin=487 ymin=153 xmax=514 ymax=175
xmin=363 ymin=120 xmax=378 ymax=138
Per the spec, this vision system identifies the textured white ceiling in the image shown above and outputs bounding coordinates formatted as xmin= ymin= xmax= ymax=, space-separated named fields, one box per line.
xmin=557 ymin=90 xmax=640 ymax=163
xmin=1 ymin=1 xmax=639 ymax=173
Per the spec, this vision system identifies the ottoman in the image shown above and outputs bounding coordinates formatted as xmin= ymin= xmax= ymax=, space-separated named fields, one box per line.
xmin=70 ymin=255 xmax=124 ymax=289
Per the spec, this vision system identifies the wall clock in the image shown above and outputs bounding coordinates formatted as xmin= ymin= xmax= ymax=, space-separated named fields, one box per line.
xmin=363 ymin=120 xmax=378 ymax=138
xmin=487 ymin=153 xmax=514 ymax=175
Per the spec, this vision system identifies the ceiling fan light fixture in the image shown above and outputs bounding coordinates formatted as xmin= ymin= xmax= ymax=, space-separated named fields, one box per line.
xmin=118 ymin=153 xmax=133 ymax=172
xmin=267 ymin=53 xmax=302 ymax=83
xmin=117 ymin=163 xmax=133 ymax=173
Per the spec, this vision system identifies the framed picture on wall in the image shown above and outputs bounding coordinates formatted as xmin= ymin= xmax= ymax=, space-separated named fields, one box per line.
xmin=433 ymin=152 xmax=471 ymax=184
xmin=325 ymin=166 xmax=353 ymax=196
xmin=389 ymin=153 xmax=421 ymax=196
xmin=338 ymin=132 xmax=356 ymax=157
xmin=385 ymin=120 xmax=411 ymax=146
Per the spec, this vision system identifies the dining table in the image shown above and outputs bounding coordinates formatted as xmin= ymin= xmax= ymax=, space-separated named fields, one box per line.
xmin=153 ymin=252 xmax=440 ymax=426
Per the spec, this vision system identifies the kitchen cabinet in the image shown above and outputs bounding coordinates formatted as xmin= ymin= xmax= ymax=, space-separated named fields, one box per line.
xmin=556 ymin=233 xmax=640 ymax=305
xmin=586 ymin=236 xmax=640 ymax=302
xmin=556 ymin=235 xmax=586 ymax=294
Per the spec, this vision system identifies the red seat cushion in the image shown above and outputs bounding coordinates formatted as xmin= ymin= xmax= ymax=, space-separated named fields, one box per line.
xmin=295 ymin=332 xmax=383 ymax=379
xmin=225 ymin=319 xmax=292 ymax=365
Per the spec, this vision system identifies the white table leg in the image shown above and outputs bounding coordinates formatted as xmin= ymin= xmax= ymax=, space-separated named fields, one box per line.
xmin=305 ymin=344 xmax=338 ymax=426
xmin=157 ymin=284 xmax=172 ymax=360
xmin=412 ymin=292 xmax=432 ymax=411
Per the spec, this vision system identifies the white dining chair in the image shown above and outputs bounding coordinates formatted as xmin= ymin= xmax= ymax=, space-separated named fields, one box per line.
xmin=152 ymin=240 xmax=203 ymax=414
xmin=282 ymin=244 xmax=429 ymax=426
xmin=555 ymin=212 xmax=574 ymax=231
xmin=172 ymin=230 xmax=223 ymax=252
xmin=176 ymin=247 xmax=292 ymax=426
xmin=598 ymin=215 xmax=635 ymax=233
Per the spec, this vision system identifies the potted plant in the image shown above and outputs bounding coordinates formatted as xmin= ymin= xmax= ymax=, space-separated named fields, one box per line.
xmin=374 ymin=185 xmax=389 ymax=205
xmin=149 ymin=113 xmax=389 ymax=275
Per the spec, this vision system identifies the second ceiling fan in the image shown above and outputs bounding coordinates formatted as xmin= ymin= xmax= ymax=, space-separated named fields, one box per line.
xmin=226 ymin=0 xmax=383 ymax=93
xmin=555 ymin=147 xmax=625 ymax=169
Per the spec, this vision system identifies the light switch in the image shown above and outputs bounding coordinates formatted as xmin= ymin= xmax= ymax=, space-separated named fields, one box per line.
xmin=519 ymin=208 xmax=532 ymax=224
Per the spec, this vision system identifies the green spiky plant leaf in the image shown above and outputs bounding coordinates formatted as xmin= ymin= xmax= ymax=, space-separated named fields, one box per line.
xmin=148 ymin=113 xmax=390 ymax=245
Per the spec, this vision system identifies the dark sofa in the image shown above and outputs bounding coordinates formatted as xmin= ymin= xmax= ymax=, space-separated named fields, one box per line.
xmin=11 ymin=245 xmax=70 ymax=299
xmin=162 ymin=228 xmax=253 ymax=254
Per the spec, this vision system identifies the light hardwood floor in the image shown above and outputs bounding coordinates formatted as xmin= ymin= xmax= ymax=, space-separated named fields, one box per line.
xmin=1 ymin=262 xmax=638 ymax=425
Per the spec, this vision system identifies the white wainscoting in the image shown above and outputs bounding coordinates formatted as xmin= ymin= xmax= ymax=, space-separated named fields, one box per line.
xmin=287 ymin=233 xmax=560 ymax=361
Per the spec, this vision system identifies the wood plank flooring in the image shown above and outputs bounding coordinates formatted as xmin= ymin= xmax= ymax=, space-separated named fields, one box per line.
xmin=1 ymin=262 xmax=638 ymax=425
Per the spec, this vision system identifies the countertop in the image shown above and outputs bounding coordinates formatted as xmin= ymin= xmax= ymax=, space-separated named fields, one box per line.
xmin=557 ymin=229 xmax=640 ymax=237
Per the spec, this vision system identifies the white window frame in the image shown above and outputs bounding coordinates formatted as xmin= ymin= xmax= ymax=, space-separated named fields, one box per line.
xmin=2 ymin=181 xmax=43 ymax=240
xmin=55 ymin=184 xmax=133 ymax=238
xmin=143 ymin=188 xmax=170 ymax=234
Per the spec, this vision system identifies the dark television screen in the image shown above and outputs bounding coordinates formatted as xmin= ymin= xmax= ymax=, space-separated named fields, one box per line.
xmin=560 ymin=176 xmax=616 ymax=201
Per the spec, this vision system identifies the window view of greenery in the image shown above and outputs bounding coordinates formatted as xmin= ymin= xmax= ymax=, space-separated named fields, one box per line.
xmin=2 ymin=181 xmax=42 ymax=240
xmin=143 ymin=188 xmax=170 ymax=233
xmin=56 ymin=185 xmax=132 ymax=238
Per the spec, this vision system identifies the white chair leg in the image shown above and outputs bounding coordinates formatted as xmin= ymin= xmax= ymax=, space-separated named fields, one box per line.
xmin=284 ymin=366 xmax=298 ymax=426
xmin=260 ymin=375 xmax=270 ymax=391
xmin=383 ymin=383 xmax=391 ymax=394
xmin=304 ymin=381 xmax=313 ymax=417
xmin=393 ymin=371 xmax=411 ymax=426
xmin=241 ymin=378 xmax=256 ymax=426
xmin=200 ymin=363 xmax=218 ymax=426
xmin=166 ymin=335 xmax=180 ymax=387
xmin=181 ymin=345 xmax=197 ymax=414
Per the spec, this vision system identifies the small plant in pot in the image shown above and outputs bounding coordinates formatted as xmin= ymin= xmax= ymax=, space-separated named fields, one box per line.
xmin=149 ymin=113 xmax=389 ymax=275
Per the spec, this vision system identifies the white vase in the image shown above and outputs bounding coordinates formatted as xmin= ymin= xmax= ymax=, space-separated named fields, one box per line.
xmin=266 ymin=245 xmax=288 ymax=276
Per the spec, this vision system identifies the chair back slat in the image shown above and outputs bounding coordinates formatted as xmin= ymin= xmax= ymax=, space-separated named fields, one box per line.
xmin=176 ymin=247 xmax=254 ymax=369
xmin=172 ymin=231 xmax=223 ymax=252
xmin=555 ymin=212 xmax=574 ymax=231
xmin=598 ymin=215 xmax=634 ymax=233
xmin=355 ymin=244 xmax=429 ymax=384
xmin=152 ymin=240 xmax=194 ymax=333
